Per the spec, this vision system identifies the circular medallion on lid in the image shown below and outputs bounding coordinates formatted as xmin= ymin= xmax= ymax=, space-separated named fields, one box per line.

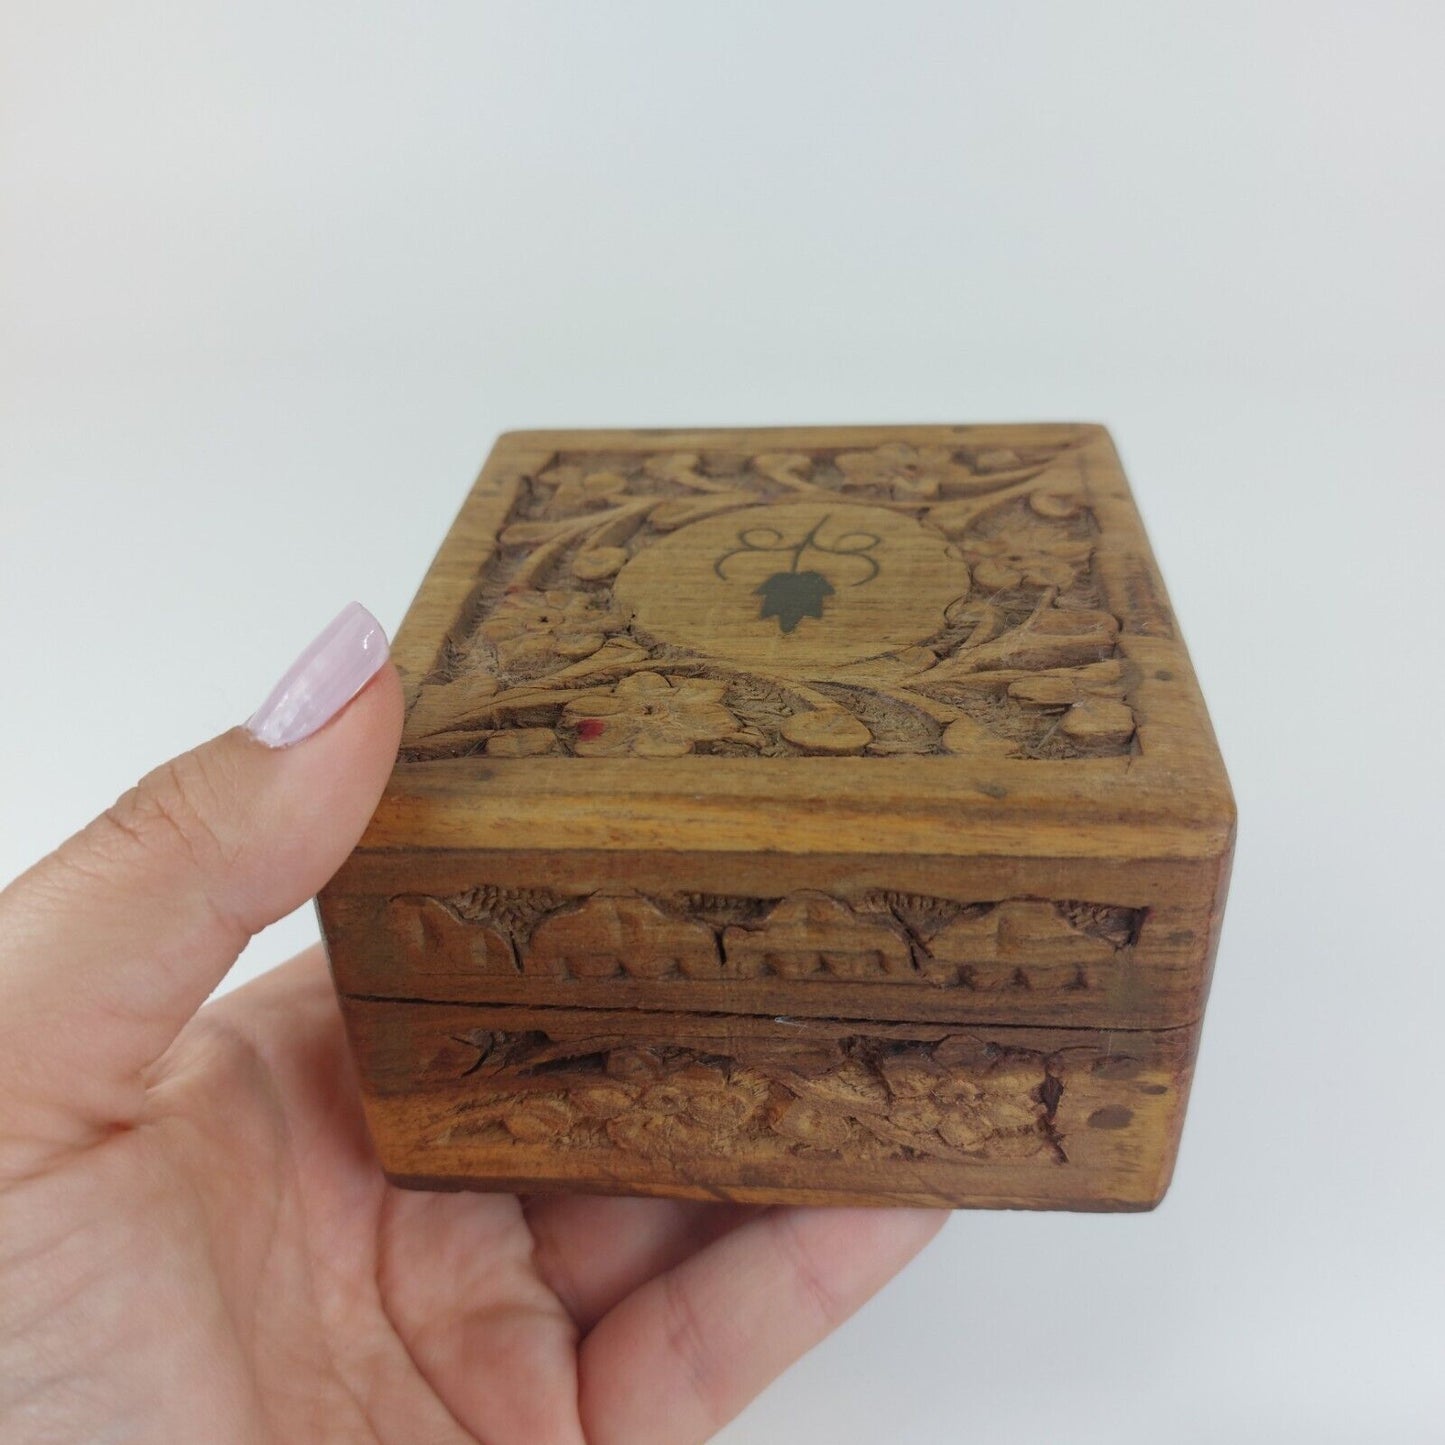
xmin=613 ymin=502 xmax=968 ymax=669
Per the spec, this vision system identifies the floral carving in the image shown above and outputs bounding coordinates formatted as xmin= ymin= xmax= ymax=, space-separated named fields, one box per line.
xmin=836 ymin=442 xmax=961 ymax=500
xmin=536 ymin=462 xmax=631 ymax=515
xmin=401 ymin=430 xmax=1137 ymax=761
xmin=834 ymin=441 xmax=1051 ymax=501
xmin=441 ymin=1029 xmax=1066 ymax=1167
xmin=1008 ymin=659 xmax=1135 ymax=749
xmin=479 ymin=588 xmax=624 ymax=670
xmin=562 ymin=673 xmax=749 ymax=758
xmin=961 ymin=522 xmax=1093 ymax=591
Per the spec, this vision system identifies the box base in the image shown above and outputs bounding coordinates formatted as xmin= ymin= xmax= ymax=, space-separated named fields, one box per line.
xmin=343 ymin=999 xmax=1197 ymax=1211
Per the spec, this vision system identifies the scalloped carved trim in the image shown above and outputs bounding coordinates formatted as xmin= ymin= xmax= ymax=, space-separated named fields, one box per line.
xmin=383 ymin=887 xmax=1145 ymax=993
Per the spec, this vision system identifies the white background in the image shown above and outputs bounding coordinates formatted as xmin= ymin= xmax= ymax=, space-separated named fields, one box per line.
xmin=3 ymin=3 xmax=1443 ymax=1440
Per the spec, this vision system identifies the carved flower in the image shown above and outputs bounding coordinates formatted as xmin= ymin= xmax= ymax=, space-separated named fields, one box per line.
xmin=536 ymin=463 xmax=631 ymax=516
xmin=962 ymin=526 xmax=1092 ymax=591
xmin=835 ymin=442 xmax=962 ymax=501
xmin=479 ymin=589 xmax=624 ymax=670
xmin=564 ymin=673 xmax=744 ymax=757
xmin=602 ymin=1061 xmax=772 ymax=1155
xmin=1008 ymin=659 xmax=1134 ymax=748
xmin=501 ymin=1095 xmax=578 ymax=1143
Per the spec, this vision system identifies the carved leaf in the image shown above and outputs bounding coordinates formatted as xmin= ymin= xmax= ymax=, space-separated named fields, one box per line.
xmin=606 ymin=1047 xmax=666 ymax=1083
xmin=1029 ymin=484 xmax=1087 ymax=519
xmin=940 ymin=714 xmax=1017 ymax=758
xmin=964 ymin=609 xmax=1119 ymax=672
xmin=786 ymin=1059 xmax=890 ymax=1114
xmin=406 ymin=671 xmax=499 ymax=740
xmin=877 ymin=1052 xmax=948 ymax=1099
xmin=642 ymin=452 xmax=707 ymax=487
xmin=571 ymin=1084 xmax=636 ymax=1120
xmin=499 ymin=518 xmax=578 ymax=546
xmin=1007 ymin=674 xmax=1082 ymax=706
xmin=971 ymin=448 xmax=1024 ymax=474
xmin=572 ymin=546 xmax=629 ymax=580
xmin=779 ymin=708 xmax=872 ymax=755
xmin=648 ymin=491 xmax=755 ymax=531
xmin=1060 ymin=698 xmax=1135 ymax=747
xmin=484 ymin=727 xmax=557 ymax=757
xmin=751 ymin=452 xmax=815 ymax=488
xmin=504 ymin=1097 xmax=578 ymax=1143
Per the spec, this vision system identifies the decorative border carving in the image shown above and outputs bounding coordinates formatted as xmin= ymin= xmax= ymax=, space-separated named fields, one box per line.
xmin=437 ymin=1026 xmax=1069 ymax=1167
xmin=384 ymin=887 xmax=1144 ymax=996
xmin=401 ymin=436 xmax=1139 ymax=761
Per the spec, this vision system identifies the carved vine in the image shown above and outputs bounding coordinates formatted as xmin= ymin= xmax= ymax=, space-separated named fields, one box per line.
xmin=437 ymin=1027 xmax=1070 ymax=1167
xmin=402 ymin=435 xmax=1138 ymax=761
xmin=388 ymin=887 xmax=1144 ymax=994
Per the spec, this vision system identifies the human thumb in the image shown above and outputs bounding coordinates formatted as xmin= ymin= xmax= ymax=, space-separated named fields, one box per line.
xmin=0 ymin=602 xmax=403 ymax=1164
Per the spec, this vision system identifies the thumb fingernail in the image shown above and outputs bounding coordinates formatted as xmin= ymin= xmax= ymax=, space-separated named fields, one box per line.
xmin=246 ymin=602 xmax=390 ymax=748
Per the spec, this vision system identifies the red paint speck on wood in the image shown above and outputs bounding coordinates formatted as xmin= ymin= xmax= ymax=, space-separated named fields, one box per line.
xmin=576 ymin=719 xmax=605 ymax=741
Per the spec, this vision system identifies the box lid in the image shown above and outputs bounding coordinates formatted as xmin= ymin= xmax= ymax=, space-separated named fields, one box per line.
xmin=325 ymin=425 xmax=1234 ymax=1032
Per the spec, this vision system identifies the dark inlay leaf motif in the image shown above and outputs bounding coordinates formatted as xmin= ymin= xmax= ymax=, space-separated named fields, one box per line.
xmin=755 ymin=570 xmax=835 ymax=634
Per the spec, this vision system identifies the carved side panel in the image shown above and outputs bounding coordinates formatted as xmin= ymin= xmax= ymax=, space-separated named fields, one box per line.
xmin=347 ymin=1002 xmax=1196 ymax=1209
xmin=400 ymin=433 xmax=1140 ymax=761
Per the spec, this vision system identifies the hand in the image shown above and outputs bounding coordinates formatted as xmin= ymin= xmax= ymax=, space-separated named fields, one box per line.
xmin=0 ymin=604 xmax=945 ymax=1444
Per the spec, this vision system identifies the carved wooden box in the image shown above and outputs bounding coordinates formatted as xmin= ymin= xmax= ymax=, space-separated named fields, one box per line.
xmin=318 ymin=425 xmax=1234 ymax=1210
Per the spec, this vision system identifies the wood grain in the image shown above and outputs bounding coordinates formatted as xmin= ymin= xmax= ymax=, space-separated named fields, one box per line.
xmin=319 ymin=424 xmax=1234 ymax=1210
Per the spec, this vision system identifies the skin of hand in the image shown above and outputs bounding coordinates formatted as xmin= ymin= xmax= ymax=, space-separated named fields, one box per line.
xmin=0 ymin=606 xmax=946 ymax=1444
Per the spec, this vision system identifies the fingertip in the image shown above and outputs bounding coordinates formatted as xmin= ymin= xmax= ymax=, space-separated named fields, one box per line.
xmin=246 ymin=602 xmax=393 ymax=749
xmin=232 ymin=658 xmax=403 ymax=902
xmin=324 ymin=653 xmax=406 ymax=754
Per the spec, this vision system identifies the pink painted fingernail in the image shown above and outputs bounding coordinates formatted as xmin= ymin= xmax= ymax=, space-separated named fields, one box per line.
xmin=246 ymin=602 xmax=390 ymax=748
